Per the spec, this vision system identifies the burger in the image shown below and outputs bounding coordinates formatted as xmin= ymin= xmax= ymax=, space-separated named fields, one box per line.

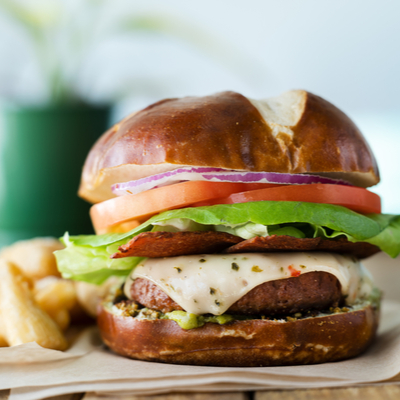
xmin=55 ymin=90 xmax=400 ymax=366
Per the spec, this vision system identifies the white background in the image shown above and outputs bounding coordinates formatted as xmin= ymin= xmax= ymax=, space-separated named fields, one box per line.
xmin=0 ymin=0 xmax=399 ymax=212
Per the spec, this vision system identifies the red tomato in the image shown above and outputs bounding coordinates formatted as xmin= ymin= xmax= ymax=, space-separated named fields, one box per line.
xmin=90 ymin=181 xmax=281 ymax=234
xmin=288 ymin=265 xmax=301 ymax=277
xmin=192 ymin=184 xmax=381 ymax=215
xmin=91 ymin=181 xmax=381 ymax=234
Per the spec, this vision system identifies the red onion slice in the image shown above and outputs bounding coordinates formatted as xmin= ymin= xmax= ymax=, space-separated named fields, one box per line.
xmin=111 ymin=167 xmax=352 ymax=196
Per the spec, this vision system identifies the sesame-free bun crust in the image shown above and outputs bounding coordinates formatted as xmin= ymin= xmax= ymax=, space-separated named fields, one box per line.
xmin=80 ymin=91 xmax=379 ymax=203
xmin=97 ymin=303 xmax=379 ymax=367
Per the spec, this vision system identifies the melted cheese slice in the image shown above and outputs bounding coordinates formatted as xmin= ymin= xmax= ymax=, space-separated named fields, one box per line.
xmin=125 ymin=252 xmax=373 ymax=315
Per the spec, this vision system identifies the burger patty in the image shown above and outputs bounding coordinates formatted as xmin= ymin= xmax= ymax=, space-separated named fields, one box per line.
xmin=130 ymin=271 xmax=342 ymax=316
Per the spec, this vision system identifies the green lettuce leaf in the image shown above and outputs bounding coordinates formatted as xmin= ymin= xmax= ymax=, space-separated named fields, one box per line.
xmin=354 ymin=214 xmax=400 ymax=258
xmin=55 ymin=201 xmax=400 ymax=284
xmin=55 ymin=233 xmax=144 ymax=284
xmin=71 ymin=201 xmax=381 ymax=246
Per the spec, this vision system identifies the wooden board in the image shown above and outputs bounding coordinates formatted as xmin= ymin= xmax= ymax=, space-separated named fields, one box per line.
xmin=1 ymin=380 xmax=400 ymax=400
xmin=84 ymin=394 xmax=248 ymax=400
xmin=256 ymin=385 xmax=400 ymax=400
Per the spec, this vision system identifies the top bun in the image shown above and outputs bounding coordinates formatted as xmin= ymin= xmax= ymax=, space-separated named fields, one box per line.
xmin=79 ymin=90 xmax=379 ymax=204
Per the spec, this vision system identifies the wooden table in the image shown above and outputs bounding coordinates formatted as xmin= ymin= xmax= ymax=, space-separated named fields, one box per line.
xmin=1 ymin=375 xmax=400 ymax=400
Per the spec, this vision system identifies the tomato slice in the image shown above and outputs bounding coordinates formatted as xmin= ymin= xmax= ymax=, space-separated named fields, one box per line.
xmin=91 ymin=181 xmax=281 ymax=234
xmin=91 ymin=182 xmax=381 ymax=234
xmin=193 ymin=184 xmax=381 ymax=215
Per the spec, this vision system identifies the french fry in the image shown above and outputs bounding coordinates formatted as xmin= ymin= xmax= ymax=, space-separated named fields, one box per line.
xmin=49 ymin=308 xmax=70 ymax=332
xmin=34 ymin=278 xmax=77 ymax=331
xmin=0 ymin=237 xmax=64 ymax=280
xmin=0 ymin=260 xmax=67 ymax=350
xmin=75 ymin=277 xmax=123 ymax=318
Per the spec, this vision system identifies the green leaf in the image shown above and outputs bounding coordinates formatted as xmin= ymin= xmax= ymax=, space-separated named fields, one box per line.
xmin=71 ymin=201 xmax=381 ymax=247
xmin=56 ymin=202 xmax=400 ymax=283
xmin=117 ymin=16 xmax=169 ymax=33
xmin=0 ymin=0 xmax=43 ymax=40
xmin=63 ymin=268 xmax=129 ymax=285
xmin=69 ymin=224 xmax=153 ymax=247
xmin=55 ymin=233 xmax=144 ymax=284
xmin=359 ymin=215 xmax=400 ymax=258
xmin=269 ymin=226 xmax=306 ymax=238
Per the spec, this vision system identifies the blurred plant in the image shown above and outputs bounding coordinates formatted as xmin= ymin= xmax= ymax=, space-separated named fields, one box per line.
xmin=0 ymin=0 xmax=256 ymax=106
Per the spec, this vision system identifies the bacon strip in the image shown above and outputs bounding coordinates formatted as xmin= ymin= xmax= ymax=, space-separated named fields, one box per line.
xmin=225 ymin=235 xmax=380 ymax=259
xmin=111 ymin=231 xmax=243 ymax=259
xmin=111 ymin=231 xmax=380 ymax=260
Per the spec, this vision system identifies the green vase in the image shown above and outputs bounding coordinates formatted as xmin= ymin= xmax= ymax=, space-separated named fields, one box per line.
xmin=0 ymin=104 xmax=111 ymax=248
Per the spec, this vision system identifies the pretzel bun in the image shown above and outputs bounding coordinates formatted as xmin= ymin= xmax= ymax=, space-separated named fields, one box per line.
xmin=79 ymin=90 xmax=379 ymax=204
xmin=97 ymin=302 xmax=379 ymax=367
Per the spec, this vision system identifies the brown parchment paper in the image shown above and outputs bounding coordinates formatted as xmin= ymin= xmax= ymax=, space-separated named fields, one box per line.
xmin=1 ymin=252 xmax=399 ymax=400
xmin=0 ymin=298 xmax=399 ymax=400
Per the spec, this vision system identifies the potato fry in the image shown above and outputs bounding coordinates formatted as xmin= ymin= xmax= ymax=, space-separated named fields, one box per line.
xmin=0 ymin=260 xmax=67 ymax=350
xmin=75 ymin=277 xmax=123 ymax=318
xmin=34 ymin=278 xmax=77 ymax=331
xmin=49 ymin=308 xmax=70 ymax=332
xmin=0 ymin=237 xmax=64 ymax=280
xmin=34 ymin=278 xmax=77 ymax=311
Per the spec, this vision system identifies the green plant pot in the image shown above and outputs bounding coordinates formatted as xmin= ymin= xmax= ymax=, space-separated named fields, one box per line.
xmin=0 ymin=103 xmax=111 ymax=248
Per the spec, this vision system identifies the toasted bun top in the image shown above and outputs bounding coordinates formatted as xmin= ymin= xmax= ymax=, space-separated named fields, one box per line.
xmin=79 ymin=90 xmax=379 ymax=203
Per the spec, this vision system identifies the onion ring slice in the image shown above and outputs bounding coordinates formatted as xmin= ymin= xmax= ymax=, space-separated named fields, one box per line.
xmin=111 ymin=167 xmax=352 ymax=196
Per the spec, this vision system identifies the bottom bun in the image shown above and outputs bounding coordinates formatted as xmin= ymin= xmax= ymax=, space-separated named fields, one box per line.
xmin=97 ymin=302 xmax=379 ymax=367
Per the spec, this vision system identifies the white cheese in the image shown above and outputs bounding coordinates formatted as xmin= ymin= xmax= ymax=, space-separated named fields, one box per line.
xmin=124 ymin=252 xmax=373 ymax=315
